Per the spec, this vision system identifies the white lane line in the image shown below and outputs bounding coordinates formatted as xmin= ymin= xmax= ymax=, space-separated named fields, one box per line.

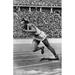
xmin=14 ymin=68 xmax=61 ymax=75
xmin=14 ymin=53 xmax=36 ymax=55
xmin=14 ymin=57 xmax=42 ymax=61
xmin=14 ymin=54 xmax=61 ymax=61
xmin=49 ymin=71 xmax=61 ymax=75
xmin=14 ymin=50 xmax=32 ymax=52
xmin=14 ymin=57 xmax=61 ymax=62
xmin=13 ymin=54 xmax=39 ymax=58
xmin=14 ymin=61 xmax=60 ymax=69
xmin=13 ymin=51 xmax=32 ymax=53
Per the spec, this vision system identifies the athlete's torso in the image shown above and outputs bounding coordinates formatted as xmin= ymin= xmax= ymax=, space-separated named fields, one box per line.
xmin=33 ymin=27 xmax=47 ymax=41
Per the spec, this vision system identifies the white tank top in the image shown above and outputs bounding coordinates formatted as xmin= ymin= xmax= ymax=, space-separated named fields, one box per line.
xmin=34 ymin=27 xmax=47 ymax=41
xmin=35 ymin=27 xmax=41 ymax=35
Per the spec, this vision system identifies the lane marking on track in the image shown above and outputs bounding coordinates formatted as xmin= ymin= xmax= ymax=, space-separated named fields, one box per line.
xmin=14 ymin=54 xmax=37 ymax=56
xmin=14 ymin=61 xmax=60 ymax=69
xmin=14 ymin=53 xmax=61 ymax=58
xmin=13 ymin=54 xmax=40 ymax=58
xmin=14 ymin=57 xmax=43 ymax=61
xmin=14 ymin=56 xmax=61 ymax=62
xmin=14 ymin=50 xmax=33 ymax=53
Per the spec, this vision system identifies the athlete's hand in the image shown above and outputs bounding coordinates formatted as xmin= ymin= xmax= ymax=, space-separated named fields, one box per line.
xmin=20 ymin=21 xmax=24 ymax=24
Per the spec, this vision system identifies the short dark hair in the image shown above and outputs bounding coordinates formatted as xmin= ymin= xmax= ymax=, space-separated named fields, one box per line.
xmin=21 ymin=18 xmax=29 ymax=24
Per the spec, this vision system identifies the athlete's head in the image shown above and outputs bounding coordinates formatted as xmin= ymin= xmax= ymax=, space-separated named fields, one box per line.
xmin=21 ymin=18 xmax=29 ymax=25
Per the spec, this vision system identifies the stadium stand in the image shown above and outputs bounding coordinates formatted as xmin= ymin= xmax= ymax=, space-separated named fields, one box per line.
xmin=13 ymin=0 xmax=62 ymax=38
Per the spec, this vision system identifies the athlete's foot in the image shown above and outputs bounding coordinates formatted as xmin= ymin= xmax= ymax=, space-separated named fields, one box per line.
xmin=40 ymin=58 xmax=46 ymax=61
xmin=40 ymin=58 xmax=58 ymax=61
xmin=41 ymin=46 xmax=44 ymax=54
xmin=33 ymin=49 xmax=37 ymax=52
xmin=55 ymin=57 xmax=59 ymax=60
xmin=55 ymin=55 xmax=59 ymax=60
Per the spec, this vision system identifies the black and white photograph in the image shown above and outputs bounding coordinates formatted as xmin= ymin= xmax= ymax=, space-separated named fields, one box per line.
xmin=13 ymin=0 xmax=62 ymax=75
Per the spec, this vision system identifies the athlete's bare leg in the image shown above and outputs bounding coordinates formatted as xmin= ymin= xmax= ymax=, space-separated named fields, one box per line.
xmin=42 ymin=38 xmax=59 ymax=59
xmin=32 ymin=39 xmax=44 ymax=54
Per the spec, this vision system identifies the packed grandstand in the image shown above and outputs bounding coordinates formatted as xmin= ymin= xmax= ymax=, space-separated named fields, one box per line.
xmin=13 ymin=0 xmax=62 ymax=38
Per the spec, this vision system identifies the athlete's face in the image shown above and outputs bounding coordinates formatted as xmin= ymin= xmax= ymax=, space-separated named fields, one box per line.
xmin=21 ymin=21 xmax=24 ymax=24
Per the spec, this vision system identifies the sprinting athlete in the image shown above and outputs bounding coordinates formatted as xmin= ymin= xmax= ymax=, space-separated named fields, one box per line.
xmin=21 ymin=18 xmax=59 ymax=60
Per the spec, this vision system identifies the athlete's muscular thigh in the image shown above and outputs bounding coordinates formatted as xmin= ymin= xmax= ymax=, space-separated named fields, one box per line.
xmin=32 ymin=39 xmax=40 ymax=50
xmin=42 ymin=38 xmax=51 ymax=48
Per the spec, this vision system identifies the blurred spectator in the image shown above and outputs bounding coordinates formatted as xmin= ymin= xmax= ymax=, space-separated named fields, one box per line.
xmin=13 ymin=6 xmax=61 ymax=38
xmin=14 ymin=0 xmax=61 ymax=6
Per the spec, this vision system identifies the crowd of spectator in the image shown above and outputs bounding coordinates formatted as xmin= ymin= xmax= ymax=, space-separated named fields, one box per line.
xmin=14 ymin=0 xmax=61 ymax=7
xmin=13 ymin=7 xmax=62 ymax=38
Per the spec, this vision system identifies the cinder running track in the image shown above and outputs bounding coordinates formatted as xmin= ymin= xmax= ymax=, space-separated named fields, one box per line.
xmin=13 ymin=39 xmax=62 ymax=75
